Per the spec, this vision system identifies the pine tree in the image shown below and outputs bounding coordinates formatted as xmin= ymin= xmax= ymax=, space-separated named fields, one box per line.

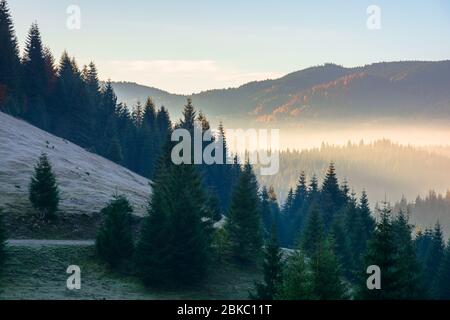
xmin=308 ymin=174 xmax=319 ymax=199
xmin=29 ymin=153 xmax=60 ymax=220
xmin=164 ymin=162 xmax=212 ymax=285
xmin=136 ymin=153 xmax=212 ymax=286
xmin=277 ymin=251 xmax=315 ymax=300
xmin=135 ymin=167 xmax=172 ymax=286
xmin=283 ymin=188 xmax=294 ymax=215
xmin=330 ymin=211 xmax=353 ymax=280
xmin=311 ymin=236 xmax=346 ymax=300
xmin=415 ymin=228 xmax=433 ymax=265
xmin=132 ymin=101 xmax=143 ymax=127
xmin=320 ymin=163 xmax=343 ymax=228
xmin=268 ymin=187 xmax=281 ymax=235
xmin=156 ymin=106 xmax=172 ymax=140
xmin=137 ymin=97 xmax=158 ymax=178
xmin=0 ymin=0 xmax=21 ymax=115
xmin=435 ymin=241 xmax=450 ymax=300
xmin=22 ymin=23 xmax=49 ymax=127
xmin=260 ymin=187 xmax=272 ymax=237
xmin=301 ymin=205 xmax=325 ymax=257
xmin=344 ymin=194 xmax=367 ymax=276
xmin=357 ymin=203 xmax=401 ymax=299
xmin=213 ymin=122 xmax=234 ymax=211
xmin=96 ymin=196 xmax=134 ymax=268
xmin=425 ymin=222 xmax=445 ymax=296
xmin=0 ymin=208 xmax=7 ymax=267
xmin=292 ymin=172 xmax=308 ymax=214
xmin=286 ymin=172 xmax=309 ymax=245
xmin=392 ymin=210 xmax=425 ymax=299
xmin=83 ymin=62 xmax=101 ymax=105
xmin=359 ymin=191 xmax=375 ymax=243
xmin=197 ymin=110 xmax=210 ymax=132
xmin=42 ymin=46 xmax=57 ymax=100
xmin=226 ymin=162 xmax=262 ymax=264
xmin=178 ymin=98 xmax=196 ymax=133
xmin=250 ymin=227 xmax=284 ymax=300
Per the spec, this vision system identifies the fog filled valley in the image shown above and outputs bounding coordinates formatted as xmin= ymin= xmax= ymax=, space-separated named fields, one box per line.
xmin=255 ymin=138 xmax=450 ymax=236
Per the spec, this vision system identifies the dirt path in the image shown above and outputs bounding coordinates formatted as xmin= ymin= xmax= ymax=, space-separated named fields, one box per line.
xmin=6 ymin=239 xmax=95 ymax=247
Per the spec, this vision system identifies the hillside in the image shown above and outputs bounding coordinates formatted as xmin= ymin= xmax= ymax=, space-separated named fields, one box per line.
xmin=0 ymin=112 xmax=151 ymax=217
xmin=0 ymin=243 xmax=260 ymax=300
xmin=112 ymin=60 xmax=450 ymax=126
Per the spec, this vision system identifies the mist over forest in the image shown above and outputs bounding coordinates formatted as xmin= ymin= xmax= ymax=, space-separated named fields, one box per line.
xmin=255 ymin=139 xmax=450 ymax=234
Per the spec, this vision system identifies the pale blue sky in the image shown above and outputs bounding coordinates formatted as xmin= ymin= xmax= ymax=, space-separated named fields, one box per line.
xmin=8 ymin=0 xmax=450 ymax=93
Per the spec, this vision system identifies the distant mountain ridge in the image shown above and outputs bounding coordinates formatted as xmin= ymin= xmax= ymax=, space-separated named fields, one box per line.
xmin=111 ymin=60 xmax=450 ymax=126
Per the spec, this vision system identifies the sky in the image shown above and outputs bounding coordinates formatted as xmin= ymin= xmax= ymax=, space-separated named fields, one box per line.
xmin=8 ymin=0 xmax=450 ymax=94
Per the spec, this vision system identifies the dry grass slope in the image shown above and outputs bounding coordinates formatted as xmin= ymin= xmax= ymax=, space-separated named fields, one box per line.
xmin=0 ymin=112 xmax=151 ymax=217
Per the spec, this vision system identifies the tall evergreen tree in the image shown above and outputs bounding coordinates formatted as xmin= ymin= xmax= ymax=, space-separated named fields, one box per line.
xmin=308 ymin=174 xmax=320 ymax=204
xmin=42 ymin=46 xmax=57 ymax=100
xmin=226 ymin=162 xmax=262 ymax=264
xmin=156 ymin=106 xmax=172 ymax=141
xmin=435 ymin=241 xmax=450 ymax=300
xmin=268 ymin=187 xmax=281 ymax=235
xmin=178 ymin=98 xmax=196 ymax=133
xmin=22 ymin=23 xmax=49 ymax=127
xmin=96 ymin=196 xmax=134 ymax=268
xmin=310 ymin=236 xmax=346 ymax=300
xmin=137 ymin=97 xmax=158 ymax=178
xmin=132 ymin=101 xmax=144 ymax=127
xmin=358 ymin=191 xmax=375 ymax=243
xmin=260 ymin=187 xmax=273 ymax=237
xmin=291 ymin=172 xmax=308 ymax=214
xmin=344 ymin=194 xmax=367 ymax=275
xmin=301 ymin=205 xmax=325 ymax=257
xmin=136 ymin=146 xmax=212 ymax=286
xmin=135 ymin=167 xmax=172 ymax=286
xmin=286 ymin=172 xmax=309 ymax=245
xmin=83 ymin=62 xmax=101 ymax=104
xmin=0 ymin=0 xmax=21 ymax=115
xmin=392 ymin=210 xmax=425 ymax=299
xmin=29 ymin=153 xmax=60 ymax=220
xmin=167 ymin=163 xmax=213 ymax=285
xmin=357 ymin=203 xmax=401 ymax=299
xmin=283 ymin=188 xmax=294 ymax=215
xmin=415 ymin=228 xmax=433 ymax=265
xmin=330 ymin=211 xmax=353 ymax=280
xmin=250 ymin=227 xmax=284 ymax=300
xmin=424 ymin=222 xmax=445 ymax=295
xmin=320 ymin=163 xmax=343 ymax=228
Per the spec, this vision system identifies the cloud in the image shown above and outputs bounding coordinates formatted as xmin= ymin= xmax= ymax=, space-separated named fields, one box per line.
xmin=94 ymin=59 xmax=284 ymax=94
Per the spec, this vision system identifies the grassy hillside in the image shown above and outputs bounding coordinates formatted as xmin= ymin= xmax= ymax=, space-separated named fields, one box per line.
xmin=0 ymin=244 xmax=260 ymax=300
xmin=0 ymin=112 xmax=151 ymax=217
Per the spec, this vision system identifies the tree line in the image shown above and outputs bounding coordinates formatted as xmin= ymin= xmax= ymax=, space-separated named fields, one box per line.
xmin=0 ymin=0 xmax=238 ymax=212
xmin=256 ymin=139 xmax=450 ymax=208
